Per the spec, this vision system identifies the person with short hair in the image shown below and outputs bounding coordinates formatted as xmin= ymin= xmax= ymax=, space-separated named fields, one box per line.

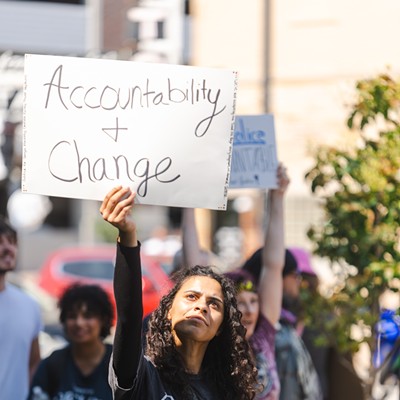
xmin=28 ymin=283 xmax=114 ymax=400
xmin=0 ymin=217 xmax=42 ymax=400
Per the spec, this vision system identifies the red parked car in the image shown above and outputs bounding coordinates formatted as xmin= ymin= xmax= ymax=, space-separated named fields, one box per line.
xmin=37 ymin=245 xmax=173 ymax=322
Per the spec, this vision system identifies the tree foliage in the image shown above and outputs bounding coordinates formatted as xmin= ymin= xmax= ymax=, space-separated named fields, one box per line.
xmin=303 ymin=73 xmax=400 ymax=383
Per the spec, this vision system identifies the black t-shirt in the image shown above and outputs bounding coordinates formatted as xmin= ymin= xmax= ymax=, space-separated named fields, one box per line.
xmin=109 ymin=353 xmax=220 ymax=400
xmin=29 ymin=344 xmax=113 ymax=400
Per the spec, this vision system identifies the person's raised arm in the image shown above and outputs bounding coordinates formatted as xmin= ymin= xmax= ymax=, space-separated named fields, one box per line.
xmin=258 ymin=164 xmax=290 ymax=326
xmin=100 ymin=186 xmax=140 ymax=388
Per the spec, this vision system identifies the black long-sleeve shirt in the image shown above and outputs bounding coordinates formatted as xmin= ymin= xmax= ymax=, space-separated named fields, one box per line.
xmin=109 ymin=243 xmax=219 ymax=400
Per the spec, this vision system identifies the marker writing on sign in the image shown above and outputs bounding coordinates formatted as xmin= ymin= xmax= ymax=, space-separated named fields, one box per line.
xmin=233 ymin=118 xmax=267 ymax=145
xmin=43 ymin=65 xmax=227 ymax=137
xmin=48 ymin=140 xmax=181 ymax=197
xmin=231 ymin=146 xmax=276 ymax=173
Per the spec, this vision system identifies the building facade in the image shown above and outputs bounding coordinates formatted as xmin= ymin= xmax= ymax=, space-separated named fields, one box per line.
xmin=2 ymin=0 xmax=400 ymax=271
xmin=190 ymin=0 xmax=400 ymax=263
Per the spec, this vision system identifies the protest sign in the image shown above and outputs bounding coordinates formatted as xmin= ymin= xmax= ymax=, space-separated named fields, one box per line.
xmin=22 ymin=54 xmax=237 ymax=210
xmin=229 ymin=114 xmax=278 ymax=189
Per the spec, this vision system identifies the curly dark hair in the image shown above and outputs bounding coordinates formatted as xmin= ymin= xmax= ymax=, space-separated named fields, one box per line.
xmin=59 ymin=283 xmax=114 ymax=339
xmin=146 ymin=265 xmax=259 ymax=400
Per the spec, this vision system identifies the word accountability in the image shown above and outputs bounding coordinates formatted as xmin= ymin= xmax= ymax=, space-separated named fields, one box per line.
xmin=48 ymin=140 xmax=181 ymax=197
xmin=43 ymin=65 xmax=227 ymax=137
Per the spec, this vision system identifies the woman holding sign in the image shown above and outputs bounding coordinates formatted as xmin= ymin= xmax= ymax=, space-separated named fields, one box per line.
xmin=101 ymin=186 xmax=259 ymax=400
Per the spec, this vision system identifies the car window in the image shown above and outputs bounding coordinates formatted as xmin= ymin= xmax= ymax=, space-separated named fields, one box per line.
xmin=62 ymin=260 xmax=114 ymax=280
xmin=61 ymin=259 xmax=151 ymax=281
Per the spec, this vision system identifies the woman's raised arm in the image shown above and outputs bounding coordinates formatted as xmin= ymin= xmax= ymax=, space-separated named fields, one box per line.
xmin=100 ymin=186 xmax=142 ymax=389
xmin=258 ymin=164 xmax=290 ymax=325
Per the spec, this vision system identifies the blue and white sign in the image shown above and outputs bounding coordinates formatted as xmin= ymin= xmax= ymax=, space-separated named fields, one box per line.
xmin=229 ymin=114 xmax=278 ymax=189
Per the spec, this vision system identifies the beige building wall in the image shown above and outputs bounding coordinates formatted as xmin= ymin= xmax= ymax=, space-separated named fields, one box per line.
xmin=272 ymin=0 xmax=400 ymax=196
xmin=190 ymin=0 xmax=267 ymax=114
xmin=190 ymin=0 xmax=268 ymax=260
xmin=189 ymin=0 xmax=400 ymax=256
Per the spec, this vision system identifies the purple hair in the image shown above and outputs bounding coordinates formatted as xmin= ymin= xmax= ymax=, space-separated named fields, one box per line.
xmin=225 ymin=268 xmax=258 ymax=293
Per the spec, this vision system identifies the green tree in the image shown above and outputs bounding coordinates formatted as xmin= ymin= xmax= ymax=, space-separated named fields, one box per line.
xmin=304 ymin=73 xmax=400 ymax=395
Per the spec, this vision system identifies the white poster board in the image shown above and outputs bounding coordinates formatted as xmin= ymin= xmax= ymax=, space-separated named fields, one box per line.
xmin=229 ymin=114 xmax=278 ymax=189
xmin=22 ymin=54 xmax=237 ymax=210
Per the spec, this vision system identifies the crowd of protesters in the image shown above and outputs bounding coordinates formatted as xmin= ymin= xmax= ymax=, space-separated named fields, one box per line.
xmin=0 ymin=163 xmax=354 ymax=399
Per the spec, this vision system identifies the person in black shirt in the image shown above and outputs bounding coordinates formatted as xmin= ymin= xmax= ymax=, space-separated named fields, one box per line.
xmin=101 ymin=186 xmax=259 ymax=400
xmin=28 ymin=283 xmax=114 ymax=400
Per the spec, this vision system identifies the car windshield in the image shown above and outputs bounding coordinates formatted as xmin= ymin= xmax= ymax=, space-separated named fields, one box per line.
xmin=61 ymin=259 xmax=151 ymax=281
xmin=62 ymin=260 xmax=114 ymax=280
